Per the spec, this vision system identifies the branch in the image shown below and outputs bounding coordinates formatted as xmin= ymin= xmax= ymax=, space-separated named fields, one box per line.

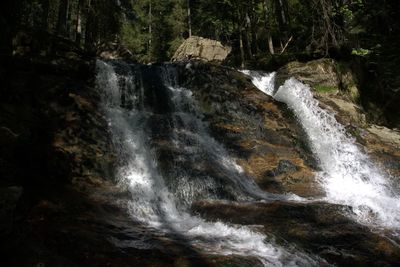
xmin=280 ymin=36 xmax=293 ymax=54
xmin=0 ymin=126 xmax=20 ymax=138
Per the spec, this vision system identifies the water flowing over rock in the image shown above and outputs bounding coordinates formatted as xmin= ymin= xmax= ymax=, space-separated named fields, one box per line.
xmin=96 ymin=60 xmax=323 ymax=267
xmin=171 ymin=36 xmax=231 ymax=62
xmin=2 ymin=49 xmax=400 ymax=266
xmin=243 ymin=70 xmax=400 ymax=231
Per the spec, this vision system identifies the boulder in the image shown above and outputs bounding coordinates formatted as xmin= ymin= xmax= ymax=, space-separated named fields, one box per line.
xmin=276 ymin=58 xmax=360 ymax=102
xmin=171 ymin=36 xmax=231 ymax=62
xmin=276 ymin=59 xmax=339 ymax=89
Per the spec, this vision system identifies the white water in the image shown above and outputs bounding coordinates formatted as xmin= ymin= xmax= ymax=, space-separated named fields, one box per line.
xmin=96 ymin=61 xmax=320 ymax=266
xmin=243 ymin=70 xmax=400 ymax=230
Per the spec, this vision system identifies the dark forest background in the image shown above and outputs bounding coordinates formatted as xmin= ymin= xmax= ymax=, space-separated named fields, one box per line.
xmin=1 ymin=0 xmax=400 ymax=126
xmin=1 ymin=0 xmax=399 ymax=63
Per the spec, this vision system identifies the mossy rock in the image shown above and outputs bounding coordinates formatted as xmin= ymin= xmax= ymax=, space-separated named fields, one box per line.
xmin=275 ymin=58 xmax=361 ymax=102
xmin=276 ymin=58 xmax=339 ymax=89
xmin=335 ymin=61 xmax=360 ymax=102
xmin=314 ymin=84 xmax=338 ymax=94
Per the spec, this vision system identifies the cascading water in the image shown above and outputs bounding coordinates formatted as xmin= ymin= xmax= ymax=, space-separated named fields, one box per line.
xmin=95 ymin=60 xmax=321 ymax=266
xmin=243 ymin=70 xmax=400 ymax=230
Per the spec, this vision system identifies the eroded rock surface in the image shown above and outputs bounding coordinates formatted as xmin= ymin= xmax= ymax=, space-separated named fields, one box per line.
xmin=176 ymin=61 xmax=323 ymax=198
xmin=172 ymin=36 xmax=231 ymax=62
xmin=275 ymin=58 xmax=400 ymax=183
xmin=193 ymin=200 xmax=400 ymax=267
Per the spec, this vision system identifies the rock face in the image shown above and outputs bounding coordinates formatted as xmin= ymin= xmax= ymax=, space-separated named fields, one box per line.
xmin=171 ymin=36 xmax=231 ymax=62
xmin=275 ymin=58 xmax=400 ymax=198
xmin=2 ymin=48 xmax=400 ymax=266
xmin=176 ymin=61 xmax=323 ymax=198
xmin=193 ymin=200 xmax=400 ymax=267
xmin=180 ymin=61 xmax=400 ymax=266
xmin=276 ymin=58 xmax=360 ymax=102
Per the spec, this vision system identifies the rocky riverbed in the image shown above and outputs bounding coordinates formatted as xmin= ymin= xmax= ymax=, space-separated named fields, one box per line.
xmin=1 ymin=44 xmax=400 ymax=266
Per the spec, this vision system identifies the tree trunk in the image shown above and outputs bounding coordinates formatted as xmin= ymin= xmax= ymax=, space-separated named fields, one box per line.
xmin=57 ymin=0 xmax=70 ymax=37
xmin=278 ymin=0 xmax=288 ymax=25
xmin=239 ymin=30 xmax=245 ymax=69
xmin=75 ymin=0 xmax=83 ymax=45
xmin=236 ymin=5 xmax=245 ymax=68
xmin=84 ymin=0 xmax=94 ymax=51
xmin=245 ymin=12 xmax=253 ymax=59
xmin=148 ymin=0 xmax=152 ymax=61
xmin=187 ymin=0 xmax=192 ymax=37
xmin=264 ymin=0 xmax=275 ymax=54
xmin=41 ymin=0 xmax=50 ymax=30
xmin=250 ymin=1 xmax=259 ymax=54
xmin=1 ymin=0 xmax=23 ymax=53
xmin=275 ymin=0 xmax=289 ymax=46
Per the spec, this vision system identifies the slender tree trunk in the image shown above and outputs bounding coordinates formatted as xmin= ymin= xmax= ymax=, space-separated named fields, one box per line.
xmin=75 ymin=0 xmax=83 ymax=45
xmin=278 ymin=0 xmax=287 ymax=25
xmin=264 ymin=0 xmax=275 ymax=54
xmin=245 ymin=12 xmax=253 ymax=59
xmin=57 ymin=0 xmax=70 ymax=37
xmin=239 ymin=29 xmax=245 ymax=68
xmin=2 ymin=0 xmax=23 ymax=53
xmin=275 ymin=0 xmax=289 ymax=46
xmin=84 ymin=0 xmax=94 ymax=51
xmin=250 ymin=1 xmax=259 ymax=54
xmin=187 ymin=0 xmax=192 ymax=37
xmin=236 ymin=5 xmax=245 ymax=68
xmin=41 ymin=0 xmax=50 ymax=30
xmin=148 ymin=0 xmax=152 ymax=61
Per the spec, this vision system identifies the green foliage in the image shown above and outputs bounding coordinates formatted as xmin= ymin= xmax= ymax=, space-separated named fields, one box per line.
xmin=121 ymin=21 xmax=149 ymax=62
xmin=351 ymin=48 xmax=370 ymax=57
xmin=119 ymin=0 xmax=186 ymax=62
xmin=314 ymin=85 xmax=338 ymax=93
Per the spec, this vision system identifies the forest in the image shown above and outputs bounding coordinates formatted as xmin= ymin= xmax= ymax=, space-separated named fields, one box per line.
xmin=1 ymin=0 xmax=399 ymax=63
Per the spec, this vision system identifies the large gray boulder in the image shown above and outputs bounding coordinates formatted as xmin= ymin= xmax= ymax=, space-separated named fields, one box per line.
xmin=171 ymin=36 xmax=231 ymax=62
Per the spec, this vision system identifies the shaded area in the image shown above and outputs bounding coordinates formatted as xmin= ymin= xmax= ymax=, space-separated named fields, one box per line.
xmin=193 ymin=200 xmax=400 ymax=267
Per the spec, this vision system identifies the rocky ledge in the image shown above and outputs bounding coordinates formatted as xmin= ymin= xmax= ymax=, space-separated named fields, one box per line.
xmin=275 ymin=58 xmax=400 ymax=182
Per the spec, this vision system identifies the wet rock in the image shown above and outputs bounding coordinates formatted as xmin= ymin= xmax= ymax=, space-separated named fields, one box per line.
xmin=176 ymin=62 xmax=324 ymax=197
xmin=316 ymin=94 xmax=366 ymax=126
xmin=274 ymin=58 xmax=399 ymax=182
xmin=314 ymin=90 xmax=400 ymax=182
xmin=192 ymin=200 xmax=400 ymax=267
xmin=0 ymin=39 xmax=120 ymax=265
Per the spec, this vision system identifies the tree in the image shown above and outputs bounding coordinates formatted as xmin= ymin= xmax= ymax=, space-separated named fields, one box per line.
xmin=263 ymin=0 xmax=275 ymax=54
xmin=75 ymin=0 xmax=84 ymax=45
xmin=187 ymin=0 xmax=192 ymax=37
xmin=57 ymin=0 xmax=70 ymax=36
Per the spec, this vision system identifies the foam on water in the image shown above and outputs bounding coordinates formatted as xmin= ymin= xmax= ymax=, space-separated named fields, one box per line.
xmin=243 ymin=70 xmax=400 ymax=230
xmin=96 ymin=61 xmax=320 ymax=266
xmin=241 ymin=70 xmax=277 ymax=95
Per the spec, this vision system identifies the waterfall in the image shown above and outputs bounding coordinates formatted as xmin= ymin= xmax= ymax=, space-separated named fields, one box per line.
xmin=95 ymin=60 xmax=320 ymax=267
xmin=243 ymin=70 xmax=400 ymax=230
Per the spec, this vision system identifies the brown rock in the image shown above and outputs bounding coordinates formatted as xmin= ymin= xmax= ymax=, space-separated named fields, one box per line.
xmin=178 ymin=62 xmax=324 ymax=198
xmin=192 ymin=200 xmax=400 ymax=267
xmin=172 ymin=36 xmax=231 ymax=62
